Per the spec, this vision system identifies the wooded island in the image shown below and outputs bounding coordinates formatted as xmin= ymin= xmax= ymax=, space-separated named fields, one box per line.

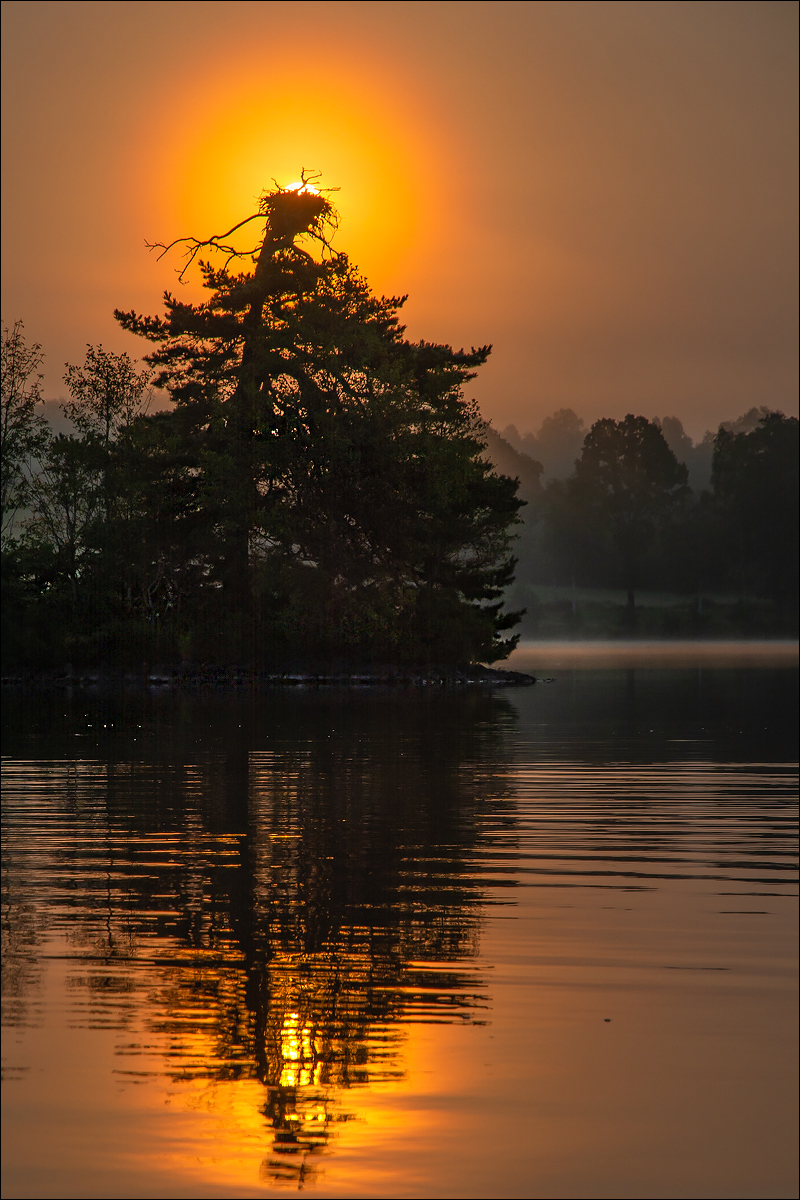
xmin=2 ymin=184 xmax=797 ymax=674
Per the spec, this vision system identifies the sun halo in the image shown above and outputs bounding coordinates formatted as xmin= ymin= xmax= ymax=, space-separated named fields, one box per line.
xmin=136 ymin=70 xmax=441 ymax=295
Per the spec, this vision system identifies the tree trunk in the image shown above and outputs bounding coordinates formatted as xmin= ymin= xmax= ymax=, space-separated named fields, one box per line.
xmin=219 ymin=196 xmax=327 ymax=660
xmin=220 ymin=229 xmax=283 ymax=644
xmin=625 ymin=584 xmax=636 ymax=629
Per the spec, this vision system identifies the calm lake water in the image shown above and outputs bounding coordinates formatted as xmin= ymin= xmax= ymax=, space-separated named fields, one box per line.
xmin=2 ymin=643 xmax=798 ymax=1199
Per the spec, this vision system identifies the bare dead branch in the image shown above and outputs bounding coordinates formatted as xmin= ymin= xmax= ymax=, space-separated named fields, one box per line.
xmin=145 ymin=177 xmax=342 ymax=283
xmin=145 ymin=212 xmax=268 ymax=281
xmin=147 ymin=212 xmax=265 ymax=259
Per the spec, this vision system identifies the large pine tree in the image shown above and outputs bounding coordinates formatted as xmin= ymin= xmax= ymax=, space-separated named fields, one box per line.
xmin=115 ymin=183 xmax=523 ymax=666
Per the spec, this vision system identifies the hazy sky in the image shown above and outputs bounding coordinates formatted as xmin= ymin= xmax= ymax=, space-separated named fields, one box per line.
xmin=2 ymin=0 xmax=797 ymax=439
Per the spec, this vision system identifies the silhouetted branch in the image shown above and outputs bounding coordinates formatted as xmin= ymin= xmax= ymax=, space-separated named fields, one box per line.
xmin=145 ymin=170 xmax=340 ymax=283
xmin=146 ymin=213 xmax=266 ymax=282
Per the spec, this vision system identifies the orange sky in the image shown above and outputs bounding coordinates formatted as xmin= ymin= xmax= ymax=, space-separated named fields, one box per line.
xmin=2 ymin=0 xmax=797 ymax=439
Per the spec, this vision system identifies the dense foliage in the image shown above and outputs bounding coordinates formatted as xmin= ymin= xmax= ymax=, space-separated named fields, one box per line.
xmin=711 ymin=413 xmax=799 ymax=606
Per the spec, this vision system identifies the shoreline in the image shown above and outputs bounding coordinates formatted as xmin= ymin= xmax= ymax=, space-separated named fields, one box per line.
xmin=0 ymin=663 xmax=538 ymax=690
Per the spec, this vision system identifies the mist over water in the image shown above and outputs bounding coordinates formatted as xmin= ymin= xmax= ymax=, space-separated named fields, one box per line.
xmin=2 ymin=650 xmax=797 ymax=1198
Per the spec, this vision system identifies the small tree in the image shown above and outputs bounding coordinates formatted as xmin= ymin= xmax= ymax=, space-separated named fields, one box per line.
xmin=1 ymin=321 xmax=49 ymax=541
xmin=62 ymin=345 xmax=151 ymax=446
xmin=25 ymin=434 xmax=104 ymax=602
xmin=61 ymin=345 xmax=153 ymax=560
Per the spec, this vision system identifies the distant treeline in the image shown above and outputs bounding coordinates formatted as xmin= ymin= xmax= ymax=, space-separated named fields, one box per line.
xmin=500 ymin=406 xmax=767 ymax=493
xmin=484 ymin=407 xmax=798 ymax=634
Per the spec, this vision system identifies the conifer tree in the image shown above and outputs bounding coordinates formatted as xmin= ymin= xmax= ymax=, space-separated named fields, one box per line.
xmin=115 ymin=182 xmax=523 ymax=664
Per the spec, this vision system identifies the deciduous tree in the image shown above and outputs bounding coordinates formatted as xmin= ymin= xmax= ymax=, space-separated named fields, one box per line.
xmin=712 ymin=412 xmax=798 ymax=605
xmin=570 ymin=414 xmax=688 ymax=619
xmin=1 ymin=321 xmax=49 ymax=541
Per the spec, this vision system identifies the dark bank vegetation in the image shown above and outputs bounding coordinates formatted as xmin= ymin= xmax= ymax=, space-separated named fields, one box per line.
xmin=3 ymin=185 xmax=798 ymax=672
xmin=2 ymin=185 xmax=523 ymax=672
xmin=493 ymin=407 xmax=798 ymax=637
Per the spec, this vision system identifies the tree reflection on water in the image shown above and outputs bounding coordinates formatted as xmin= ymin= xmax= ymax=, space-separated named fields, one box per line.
xmin=2 ymin=689 xmax=519 ymax=1184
